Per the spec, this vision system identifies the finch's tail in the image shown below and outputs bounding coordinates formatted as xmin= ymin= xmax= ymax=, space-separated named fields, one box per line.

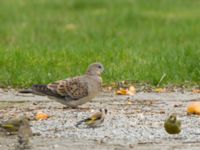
xmin=75 ymin=118 xmax=90 ymax=127
xmin=17 ymin=135 xmax=23 ymax=145
xmin=75 ymin=120 xmax=85 ymax=127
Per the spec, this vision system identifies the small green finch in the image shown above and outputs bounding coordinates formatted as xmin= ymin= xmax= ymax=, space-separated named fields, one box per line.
xmin=0 ymin=116 xmax=27 ymax=133
xmin=164 ymin=113 xmax=181 ymax=134
xmin=16 ymin=116 xmax=32 ymax=150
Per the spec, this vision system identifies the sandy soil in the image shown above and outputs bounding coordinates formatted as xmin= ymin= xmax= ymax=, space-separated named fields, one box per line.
xmin=0 ymin=89 xmax=200 ymax=150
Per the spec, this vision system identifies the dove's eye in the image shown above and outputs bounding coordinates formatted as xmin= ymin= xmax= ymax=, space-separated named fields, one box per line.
xmin=98 ymin=65 xmax=102 ymax=69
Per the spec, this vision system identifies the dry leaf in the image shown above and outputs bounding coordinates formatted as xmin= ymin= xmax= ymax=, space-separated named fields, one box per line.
xmin=107 ymin=86 xmax=112 ymax=91
xmin=159 ymin=110 xmax=165 ymax=114
xmin=187 ymin=102 xmax=200 ymax=115
xmin=116 ymin=86 xmax=136 ymax=96
xmin=116 ymin=88 xmax=128 ymax=95
xmin=154 ymin=88 xmax=166 ymax=93
xmin=174 ymin=104 xmax=183 ymax=107
xmin=127 ymin=100 xmax=133 ymax=105
xmin=192 ymin=89 xmax=200 ymax=94
xmin=127 ymin=86 xmax=136 ymax=95
xmin=35 ymin=112 xmax=49 ymax=120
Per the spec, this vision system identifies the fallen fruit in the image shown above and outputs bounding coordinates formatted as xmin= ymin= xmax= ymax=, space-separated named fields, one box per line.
xmin=192 ymin=89 xmax=200 ymax=94
xmin=116 ymin=86 xmax=136 ymax=96
xmin=127 ymin=86 xmax=136 ymax=96
xmin=35 ymin=112 xmax=49 ymax=120
xmin=116 ymin=88 xmax=128 ymax=95
xmin=187 ymin=102 xmax=200 ymax=115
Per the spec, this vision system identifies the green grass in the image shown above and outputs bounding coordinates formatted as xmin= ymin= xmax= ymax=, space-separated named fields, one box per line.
xmin=0 ymin=0 xmax=200 ymax=87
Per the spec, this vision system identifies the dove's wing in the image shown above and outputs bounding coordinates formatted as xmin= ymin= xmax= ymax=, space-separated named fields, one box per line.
xmin=46 ymin=77 xmax=89 ymax=100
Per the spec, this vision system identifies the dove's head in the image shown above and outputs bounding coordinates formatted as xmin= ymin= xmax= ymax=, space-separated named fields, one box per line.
xmin=86 ymin=62 xmax=104 ymax=76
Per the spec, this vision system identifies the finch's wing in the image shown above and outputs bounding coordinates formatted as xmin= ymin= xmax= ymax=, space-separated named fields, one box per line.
xmin=87 ymin=112 xmax=102 ymax=122
xmin=177 ymin=120 xmax=181 ymax=127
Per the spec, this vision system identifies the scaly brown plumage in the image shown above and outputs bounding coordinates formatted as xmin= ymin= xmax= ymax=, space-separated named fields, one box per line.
xmin=16 ymin=116 xmax=32 ymax=150
xmin=19 ymin=62 xmax=104 ymax=108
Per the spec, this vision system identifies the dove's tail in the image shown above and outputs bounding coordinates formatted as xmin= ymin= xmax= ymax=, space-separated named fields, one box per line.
xmin=18 ymin=89 xmax=33 ymax=93
xmin=19 ymin=85 xmax=50 ymax=95
xmin=32 ymin=84 xmax=59 ymax=96
xmin=32 ymin=84 xmax=48 ymax=92
xmin=19 ymin=84 xmax=65 ymax=98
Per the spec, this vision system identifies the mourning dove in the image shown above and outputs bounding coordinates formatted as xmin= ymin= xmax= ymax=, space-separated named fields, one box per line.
xmin=19 ymin=62 xmax=104 ymax=108
xmin=164 ymin=113 xmax=181 ymax=134
xmin=16 ymin=116 xmax=32 ymax=150
xmin=76 ymin=109 xmax=107 ymax=127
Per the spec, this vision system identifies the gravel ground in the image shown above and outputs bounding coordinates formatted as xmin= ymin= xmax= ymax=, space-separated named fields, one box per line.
xmin=0 ymin=89 xmax=200 ymax=150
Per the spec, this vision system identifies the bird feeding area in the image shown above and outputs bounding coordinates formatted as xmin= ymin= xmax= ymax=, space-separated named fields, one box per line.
xmin=0 ymin=89 xmax=200 ymax=150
